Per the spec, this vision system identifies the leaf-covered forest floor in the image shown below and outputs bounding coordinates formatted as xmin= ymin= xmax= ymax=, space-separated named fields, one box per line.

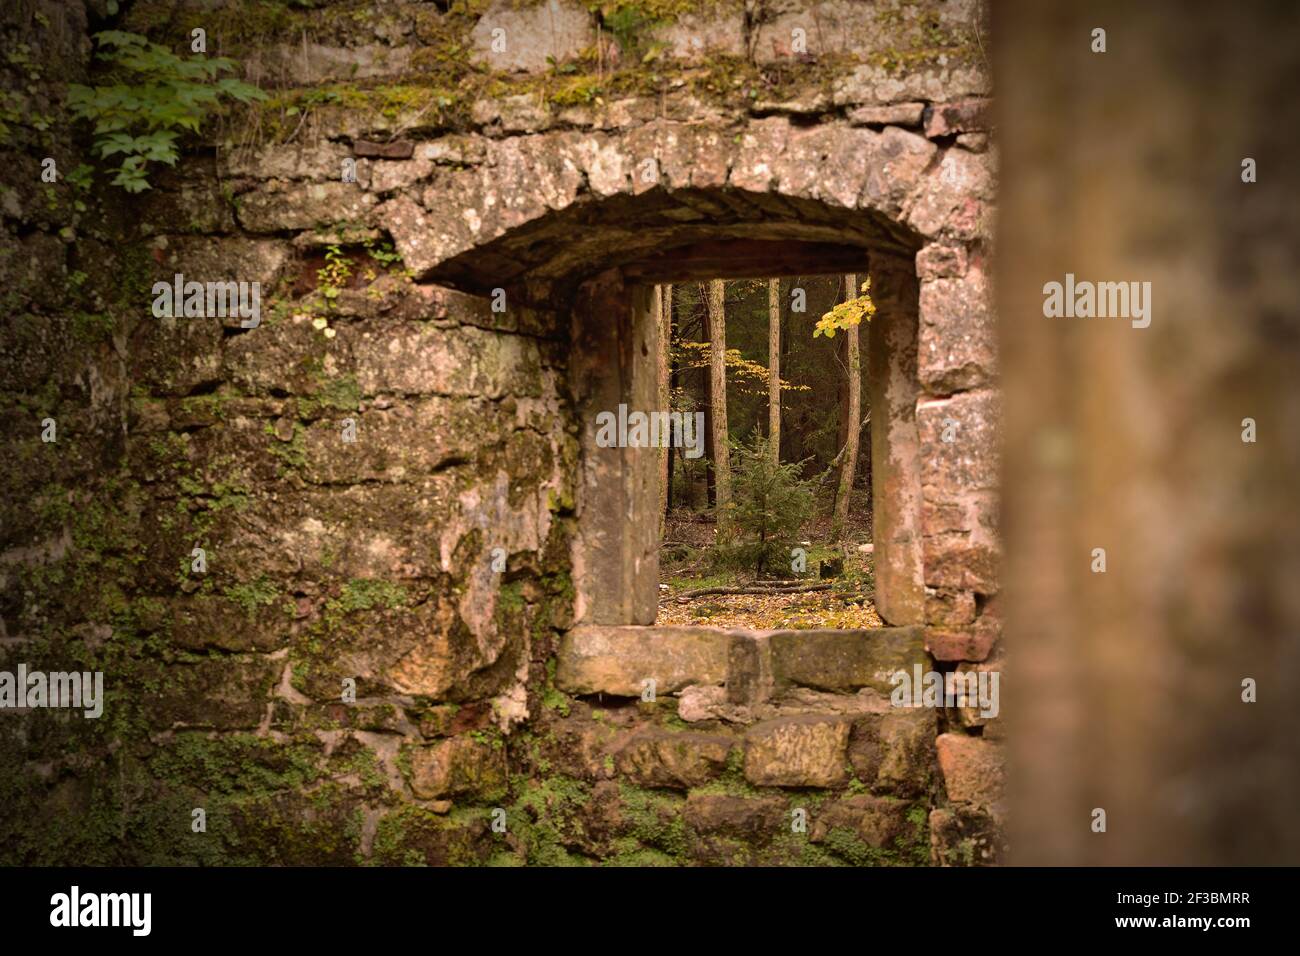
xmin=656 ymin=487 xmax=882 ymax=629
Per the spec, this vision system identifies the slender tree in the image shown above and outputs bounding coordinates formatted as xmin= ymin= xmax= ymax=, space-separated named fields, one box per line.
xmin=767 ymin=277 xmax=781 ymax=465
xmin=695 ymin=287 xmax=716 ymax=508
xmin=831 ymin=273 xmax=861 ymax=542
xmin=704 ymin=279 xmax=733 ymax=537
xmin=835 ymin=332 xmax=851 ymax=487
xmin=657 ymin=283 xmax=673 ymax=533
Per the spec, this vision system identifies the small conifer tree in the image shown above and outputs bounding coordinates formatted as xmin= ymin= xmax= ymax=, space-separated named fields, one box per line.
xmin=713 ymin=434 xmax=814 ymax=575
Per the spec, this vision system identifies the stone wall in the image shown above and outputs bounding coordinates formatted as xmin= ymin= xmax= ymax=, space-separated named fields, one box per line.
xmin=0 ymin=0 xmax=1003 ymax=865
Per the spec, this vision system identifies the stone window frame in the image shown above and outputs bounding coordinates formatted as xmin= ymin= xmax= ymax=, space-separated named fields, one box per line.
xmin=556 ymin=240 xmax=927 ymax=700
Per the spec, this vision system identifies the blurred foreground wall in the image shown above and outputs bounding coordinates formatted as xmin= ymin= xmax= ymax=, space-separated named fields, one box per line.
xmin=998 ymin=0 xmax=1300 ymax=863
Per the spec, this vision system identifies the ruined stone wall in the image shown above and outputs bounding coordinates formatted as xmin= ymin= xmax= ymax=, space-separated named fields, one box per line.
xmin=1 ymin=0 xmax=1002 ymax=866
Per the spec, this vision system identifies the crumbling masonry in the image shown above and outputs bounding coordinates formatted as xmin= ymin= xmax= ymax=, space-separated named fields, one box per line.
xmin=0 ymin=0 xmax=1002 ymax=865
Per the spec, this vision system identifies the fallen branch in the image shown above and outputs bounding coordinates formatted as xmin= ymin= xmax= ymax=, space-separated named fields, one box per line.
xmin=673 ymin=583 xmax=833 ymax=601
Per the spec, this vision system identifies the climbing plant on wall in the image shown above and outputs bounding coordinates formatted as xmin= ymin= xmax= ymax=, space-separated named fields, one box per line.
xmin=67 ymin=31 xmax=265 ymax=193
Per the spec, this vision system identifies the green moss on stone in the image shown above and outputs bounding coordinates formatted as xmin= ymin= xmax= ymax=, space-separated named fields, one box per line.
xmin=617 ymin=782 xmax=687 ymax=858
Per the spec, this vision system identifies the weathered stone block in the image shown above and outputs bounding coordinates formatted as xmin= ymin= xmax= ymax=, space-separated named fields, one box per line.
xmin=925 ymin=587 xmax=976 ymax=625
xmin=675 ymin=685 xmax=731 ymax=723
xmin=470 ymin=0 xmax=593 ymax=74
xmin=847 ymin=103 xmax=926 ymax=128
xmin=905 ymin=147 xmax=995 ymax=241
xmin=655 ymin=123 xmax=733 ymax=192
xmin=686 ymin=790 xmax=785 ymax=868
xmin=918 ymin=389 xmax=1000 ymax=498
xmin=137 ymin=167 xmax=239 ymax=235
xmin=751 ymin=88 xmax=834 ymax=116
xmin=684 ymin=793 xmax=787 ymax=840
xmin=743 ymin=715 xmax=851 ymax=788
xmin=923 ymin=534 xmax=1001 ymax=593
xmin=222 ymin=142 xmax=353 ymax=181
xmin=936 ymin=732 xmax=1005 ymax=806
xmin=0 ymin=312 xmax=77 ymax=395
xmin=918 ymin=390 xmax=1000 ymax=592
xmin=471 ymin=93 xmax=554 ymax=134
xmin=212 ymin=472 xmax=560 ymax=635
xmin=860 ymin=126 xmax=938 ymax=217
xmin=298 ymin=397 xmax=517 ymax=485
xmin=562 ymin=132 xmax=633 ymax=198
xmin=372 ymin=804 xmax=494 ymax=866
xmin=772 ymin=124 xmax=876 ymax=209
xmin=647 ymin=9 xmax=746 ymax=64
xmin=236 ymin=181 xmax=377 ymax=234
xmin=531 ymin=716 xmax=622 ymax=781
xmin=354 ymin=140 xmax=415 ymax=160
xmin=405 ymin=734 xmax=507 ymax=800
xmin=344 ymin=322 xmax=548 ymax=399
xmin=862 ymin=255 xmax=926 ymax=628
xmin=152 ymin=236 xmax=290 ymax=314
xmin=220 ymin=314 xmax=328 ymax=396
xmin=414 ymin=136 xmax=491 ymax=167
xmin=833 ymin=63 xmax=990 ymax=108
xmin=0 ymin=232 xmax=70 ymax=313
xmin=168 ymin=409 xmax=286 ymax=489
xmin=407 ymin=137 xmax=583 ymax=272
xmin=165 ymin=594 xmax=291 ymax=654
xmin=367 ymin=158 xmax=432 ymax=194
xmin=925 ymin=620 xmax=996 ymax=662
xmin=294 ymin=586 xmax=527 ymax=704
xmin=140 ymin=656 xmax=279 ymax=730
xmin=810 ymin=794 xmax=917 ymax=851
xmin=129 ymin=315 xmax=224 ymax=397
xmin=848 ymin=707 xmax=937 ymax=797
xmin=915 ymin=242 xmax=969 ymax=280
xmin=729 ymin=117 xmax=791 ymax=193
xmin=918 ymin=265 xmax=997 ymax=393
xmin=245 ymin=42 xmax=416 ymax=86
xmin=929 ymin=804 xmax=1007 ymax=866
xmin=956 ymin=644 xmax=1005 ymax=736
xmin=769 ymin=627 xmax=927 ymax=694
xmin=554 ymin=626 xmax=733 ymax=697
xmin=614 ymin=729 xmax=735 ymax=789
xmin=415 ymin=703 xmax=471 ymax=739
xmin=683 ymin=792 xmax=791 ymax=865
xmin=555 ymin=95 xmax=659 ymax=131
xmin=756 ymin=0 xmax=963 ymax=66
xmin=144 ymin=235 xmax=292 ymax=335
xmin=222 ymin=787 xmax=368 ymax=866
xmin=924 ymin=98 xmax=992 ymax=138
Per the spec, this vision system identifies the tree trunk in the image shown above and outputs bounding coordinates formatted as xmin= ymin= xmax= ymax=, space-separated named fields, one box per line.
xmin=700 ymin=287 xmax=716 ymax=508
xmin=836 ymin=332 xmax=850 ymax=483
xmin=832 ymin=273 xmax=860 ymax=542
xmin=767 ymin=277 xmax=781 ymax=464
xmin=657 ymin=283 xmax=672 ymax=536
xmin=666 ymin=301 xmax=679 ymax=514
xmin=704 ymin=279 xmax=732 ymax=537
xmin=779 ymin=278 xmax=792 ymax=462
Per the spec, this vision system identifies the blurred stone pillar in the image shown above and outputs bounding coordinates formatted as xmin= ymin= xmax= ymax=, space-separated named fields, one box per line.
xmin=998 ymin=0 xmax=1300 ymax=863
